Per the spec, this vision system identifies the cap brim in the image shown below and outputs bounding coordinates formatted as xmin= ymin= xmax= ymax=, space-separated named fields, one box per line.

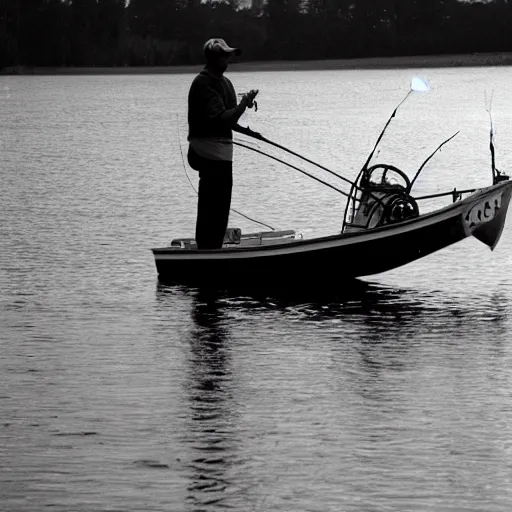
xmin=204 ymin=39 xmax=242 ymax=57
xmin=217 ymin=40 xmax=241 ymax=56
xmin=223 ymin=47 xmax=242 ymax=56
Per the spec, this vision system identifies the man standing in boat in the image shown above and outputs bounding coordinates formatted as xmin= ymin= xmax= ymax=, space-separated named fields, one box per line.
xmin=187 ymin=38 xmax=260 ymax=250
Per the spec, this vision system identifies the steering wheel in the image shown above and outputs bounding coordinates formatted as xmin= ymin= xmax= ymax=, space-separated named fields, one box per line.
xmin=365 ymin=164 xmax=411 ymax=191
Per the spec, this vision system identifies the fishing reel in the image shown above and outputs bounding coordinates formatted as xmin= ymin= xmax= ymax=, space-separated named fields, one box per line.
xmin=239 ymin=89 xmax=259 ymax=111
xmin=382 ymin=192 xmax=419 ymax=224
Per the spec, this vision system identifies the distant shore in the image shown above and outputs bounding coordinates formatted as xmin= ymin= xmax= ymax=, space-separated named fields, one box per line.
xmin=2 ymin=52 xmax=512 ymax=75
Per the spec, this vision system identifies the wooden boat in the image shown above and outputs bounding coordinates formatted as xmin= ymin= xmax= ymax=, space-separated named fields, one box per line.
xmin=152 ymin=180 xmax=511 ymax=284
xmin=152 ymin=84 xmax=512 ymax=285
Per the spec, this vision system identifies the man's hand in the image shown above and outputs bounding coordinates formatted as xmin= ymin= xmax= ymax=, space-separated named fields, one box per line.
xmin=241 ymin=89 xmax=259 ymax=109
xmin=247 ymin=127 xmax=263 ymax=139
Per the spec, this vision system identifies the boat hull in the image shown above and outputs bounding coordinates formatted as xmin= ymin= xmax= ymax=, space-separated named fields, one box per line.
xmin=152 ymin=182 xmax=512 ymax=285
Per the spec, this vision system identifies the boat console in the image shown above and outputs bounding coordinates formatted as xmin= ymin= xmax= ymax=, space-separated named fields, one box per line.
xmin=343 ymin=164 xmax=419 ymax=233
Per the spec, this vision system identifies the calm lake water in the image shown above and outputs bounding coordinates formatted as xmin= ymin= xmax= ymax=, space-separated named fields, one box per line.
xmin=2 ymin=66 xmax=512 ymax=511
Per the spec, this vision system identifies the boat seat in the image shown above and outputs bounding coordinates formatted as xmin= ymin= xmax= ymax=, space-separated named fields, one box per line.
xmin=170 ymin=229 xmax=296 ymax=249
xmin=170 ymin=227 xmax=242 ymax=249
xmin=170 ymin=238 xmax=197 ymax=249
xmin=241 ymin=229 xmax=295 ymax=239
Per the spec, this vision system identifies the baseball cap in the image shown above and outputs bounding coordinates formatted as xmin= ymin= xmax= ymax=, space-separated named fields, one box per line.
xmin=203 ymin=38 xmax=242 ymax=56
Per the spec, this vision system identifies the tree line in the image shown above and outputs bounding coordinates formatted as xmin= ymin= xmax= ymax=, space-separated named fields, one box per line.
xmin=2 ymin=0 xmax=512 ymax=69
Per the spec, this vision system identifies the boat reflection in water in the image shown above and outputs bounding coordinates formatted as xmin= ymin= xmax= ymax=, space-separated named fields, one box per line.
xmin=157 ymin=277 xmax=509 ymax=331
xmin=155 ymin=280 xmax=509 ymax=511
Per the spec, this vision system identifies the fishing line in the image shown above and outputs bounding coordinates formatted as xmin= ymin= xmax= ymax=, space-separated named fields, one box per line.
xmin=175 ymin=114 xmax=275 ymax=231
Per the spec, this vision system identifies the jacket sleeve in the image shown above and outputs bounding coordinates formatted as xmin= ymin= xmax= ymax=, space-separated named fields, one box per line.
xmin=193 ymin=78 xmax=246 ymax=127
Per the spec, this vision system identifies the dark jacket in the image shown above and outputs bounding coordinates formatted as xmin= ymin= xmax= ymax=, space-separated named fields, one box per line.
xmin=187 ymin=69 xmax=244 ymax=140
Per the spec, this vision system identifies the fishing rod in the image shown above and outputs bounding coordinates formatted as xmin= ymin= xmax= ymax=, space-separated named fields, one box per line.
xmin=343 ymin=87 xmax=415 ymax=225
xmin=361 ymin=77 xmax=430 ymax=175
xmin=233 ymin=140 xmax=350 ymax=197
xmin=235 ymin=134 xmax=391 ymax=206
xmin=485 ymin=89 xmax=497 ymax=183
xmin=409 ymin=131 xmax=460 ymax=191
xmin=409 ymin=90 xmax=507 ymax=197
xmin=341 ymin=77 xmax=429 ymax=228
xmin=239 ymin=77 xmax=430 ymax=194
xmin=239 ymin=131 xmax=392 ymax=206
xmin=248 ymin=133 xmax=357 ymax=189
xmin=360 ymin=91 xmax=412 ymax=174
xmin=484 ymin=90 xmax=509 ymax=184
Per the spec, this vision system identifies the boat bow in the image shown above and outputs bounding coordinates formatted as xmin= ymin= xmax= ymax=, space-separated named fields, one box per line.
xmin=464 ymin=182 xmax=512 ymax=250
